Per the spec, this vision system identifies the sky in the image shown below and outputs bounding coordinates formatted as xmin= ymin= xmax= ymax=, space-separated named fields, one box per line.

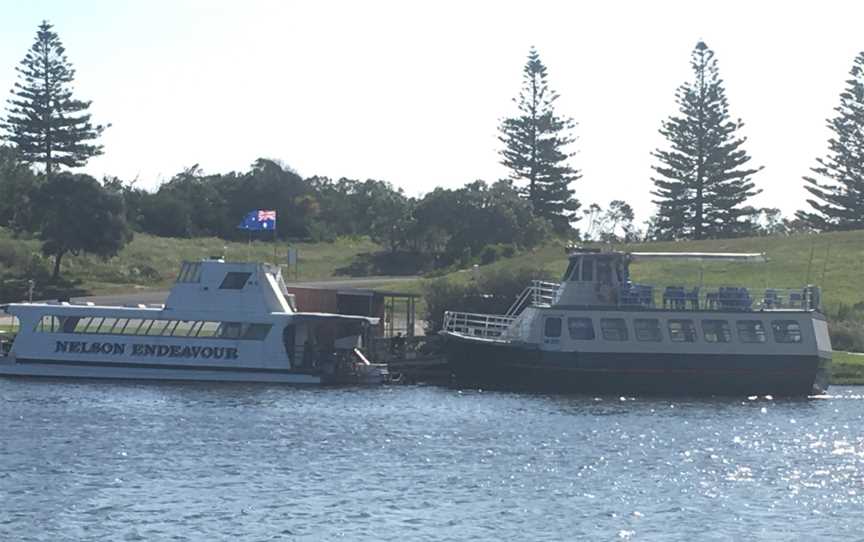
xmin=1 ymin=0 xmax=863 ymax=225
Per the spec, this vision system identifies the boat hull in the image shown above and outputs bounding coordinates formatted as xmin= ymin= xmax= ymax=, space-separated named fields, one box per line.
xmin=0 ymin=357 xmax=323 ymax=385
xmin=443 ymin=334 xmax=830 ymax=396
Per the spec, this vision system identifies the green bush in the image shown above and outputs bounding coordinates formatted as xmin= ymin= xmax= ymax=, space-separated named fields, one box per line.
xmin=423 ymin=265 xmax=553 ymax=333
xmin=479 ymin=243 xmax=518 ymax=265
xmin=830 ymin=321 xmax=864 ymax=352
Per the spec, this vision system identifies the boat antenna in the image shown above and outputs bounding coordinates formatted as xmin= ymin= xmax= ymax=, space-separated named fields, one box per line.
xmin=820 ymin=239 xmax=832 ymax=285
xmin=805 ymin=239 xmax=816 ymax=283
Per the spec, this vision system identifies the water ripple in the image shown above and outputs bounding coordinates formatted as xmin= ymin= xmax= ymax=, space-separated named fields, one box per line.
xmin=1 ymin=380 xmax=863 ymax=540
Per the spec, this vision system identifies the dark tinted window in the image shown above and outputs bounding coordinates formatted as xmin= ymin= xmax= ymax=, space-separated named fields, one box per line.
xmin=668 ymin=319 xmax=697 ymax=342
xmin=544 ymin=317 xmax=562 ymax=338
xmin=702 ymin=320 xmax=732 ymax=343
xmin=634 ymin=319 xmax=662 ymax=342
xmin=220 ymin=272 xmax=251 ymax=289
xmin=737 ymin=320 xmax=766 ymax=343
xmin=243 ymin=324 xmax=273 ymax=340
xmin=600 ymin=318 xmax=628 ymax=341
xmin=568 ymin=317 xmax=595 ymax=340
xmin=772 ymin=320 xmax=802 ymax=343
xmin=580 ymin=259 xmax=593 ymax=281
xmin=563 ymin=260 xmax=578 ymax=281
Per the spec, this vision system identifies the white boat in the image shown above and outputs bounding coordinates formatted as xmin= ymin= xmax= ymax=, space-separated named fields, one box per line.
xmin=441 ymin=248 xmax=832 ymax=396
xmin=0 ymin=259 xmax=388 ymax=385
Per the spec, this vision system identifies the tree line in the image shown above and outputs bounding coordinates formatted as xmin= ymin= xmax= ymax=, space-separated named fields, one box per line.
xmin=2 ymin=22 xmax=864 ymax=283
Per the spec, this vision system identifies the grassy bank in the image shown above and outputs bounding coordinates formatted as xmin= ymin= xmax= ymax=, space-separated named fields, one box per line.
xmin=0 ymin=228 xmax=381 ymax=294
xmin=830 ymin=351 xmax=864 ymax=385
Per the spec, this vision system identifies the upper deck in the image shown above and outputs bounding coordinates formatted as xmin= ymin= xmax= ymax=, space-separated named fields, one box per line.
xmin=550 ymin=248 xmax=820 ymax=312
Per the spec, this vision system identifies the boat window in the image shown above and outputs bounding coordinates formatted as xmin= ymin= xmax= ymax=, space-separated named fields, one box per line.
xmin=702 ymin=320 xmax=732 ymax=343
xmin=83 ymin=317 xmax=104 ymax=333
xmin=597 ymin=260 xmax=612 ymax=285
xmin=567 ymin=317 xmax=595 ymax=340
xmin=563 ymin=259 xmax=578 ymax=282
xmin=220 ymin=272 xmax=252 ymax=290
xmin=737 ymin=320 xmax=766 ymax=343
xmin=243 ymin=324 xmax=273 ymax=340
xmin=177 ymin=262 xmax=202 ymax=283
xmin=220 ymin=322 xmax=244 ymax=339
xmin=772 ymin=320 xmax=802 ymax=343
xmin=668 ymin=319 xmax=697 ymax=342
xmin=120 ymin=319 xmax=145 ymax=334
xmin=580 ymin=259 xmax=594 ymax=282
xmin=72 ymin=317 xmax=93 ymax=333
xmin=168 ymin=321 xmax=186 ymax=336
xmin=544 ymin=317 xmax=562 ymax=338
xmin=197 ymin=321 xmax=221 ymax=337
xmin=95 ymin=318 xmax=119 ymax=333
xmin=35 ymin=315 xmax=61 ymax=333
xmin=61 ymin=316 xmax=80 ymax=333
xmin=3 ymin=315 xmax=20 ymax=335
xmin=600 ymin=318 xmax=628 ymax=341
xmin=634 ymin=319 xmax=662 ymax=342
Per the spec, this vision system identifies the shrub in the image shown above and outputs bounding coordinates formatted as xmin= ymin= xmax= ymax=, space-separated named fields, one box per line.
xmin=830 ymin=321 xmax=864 ymax=352
xmin=423 ymin=265 xmax=553 ymax=333
xmin=479 ymin=243 xmax=518 ymax=265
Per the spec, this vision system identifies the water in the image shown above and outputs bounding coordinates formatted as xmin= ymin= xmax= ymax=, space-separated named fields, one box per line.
xmin=2 ymin=381 xmax=863 ymax=541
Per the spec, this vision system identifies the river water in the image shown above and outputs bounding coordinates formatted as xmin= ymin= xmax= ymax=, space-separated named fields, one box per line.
xmin=1 ymin=380 xmax=863 ymax=541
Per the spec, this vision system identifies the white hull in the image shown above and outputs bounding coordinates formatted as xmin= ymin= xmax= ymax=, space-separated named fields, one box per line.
xmin=0 ymin=359 xmax=322 ymax=385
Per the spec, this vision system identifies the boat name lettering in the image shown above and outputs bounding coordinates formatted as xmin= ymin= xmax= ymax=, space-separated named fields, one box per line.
xmin=55 ymin=341 xmax=239 ymax=360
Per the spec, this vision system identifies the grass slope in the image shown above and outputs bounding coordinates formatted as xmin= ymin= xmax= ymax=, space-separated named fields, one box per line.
xmin=0 ymin=228 xmax=380 ymax=293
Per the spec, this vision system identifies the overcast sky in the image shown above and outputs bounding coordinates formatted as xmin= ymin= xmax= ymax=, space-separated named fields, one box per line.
xmin=2 ymin=0 xmax=863 ymax=224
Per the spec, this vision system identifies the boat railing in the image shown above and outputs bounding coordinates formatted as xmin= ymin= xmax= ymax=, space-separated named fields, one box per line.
xmin=617 ymin=284 xmax=821 ymax=312
xmin=505 ymin=280 xmax=561 ymax=316
xmin=443 ymin=311 xmax=516 ymax=338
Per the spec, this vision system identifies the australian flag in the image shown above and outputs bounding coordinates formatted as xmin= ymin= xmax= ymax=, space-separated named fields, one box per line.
xmin=238 ymin=209 xmax=277 ymax=231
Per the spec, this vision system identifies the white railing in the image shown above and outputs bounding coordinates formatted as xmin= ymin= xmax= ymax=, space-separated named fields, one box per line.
xmin=506 ymin=280 xmax=561 ymax=316
xmin=442 ymin=311 xmax=516 ymax=339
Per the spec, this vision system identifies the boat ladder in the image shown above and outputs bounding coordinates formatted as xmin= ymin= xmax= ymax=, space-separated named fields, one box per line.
xmin=505 ymin=280 xmax=560 ymax=316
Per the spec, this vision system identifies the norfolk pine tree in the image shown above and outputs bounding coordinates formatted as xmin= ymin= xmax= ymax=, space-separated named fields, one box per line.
xmin=499 ymin=47 xmax=581 ymax=234
xmin=3 ymin=21 xmax=106 ymax=179
xmin=797 ymin=52 xmax=864 ymax=230
xmin=651 ymin=41 xmax=761 ymax=240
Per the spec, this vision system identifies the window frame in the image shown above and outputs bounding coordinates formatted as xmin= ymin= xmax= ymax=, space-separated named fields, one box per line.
xmin=219 ymin=272 xmax=252 ymax=290
xmin=634 ymin=318 xmax=662 ymax=342
xmin=772 ymin=320 xmax=803 ymax=343
xmin=668 ymin=319 xmax=698 ymax=343
xmin=736 ymin=320 xmax=767 ymax=343
xmin=701 ymin=319 xmax=732 ymax=343
xmin=600 ymin=318 xmax=629 ymax=341
xmin=567 ymin=317 xmax=596 ymax=340
xmin=544 ymin=317 xmax=562 ymax=338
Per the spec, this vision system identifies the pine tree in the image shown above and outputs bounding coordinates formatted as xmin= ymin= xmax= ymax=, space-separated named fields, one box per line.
xmin=796 ymin=52 xmax=864 ymax=230
xmin=499 ymin=47 xmax=581 ymax=233
xmin=651 ymin=41 xmax=761 ymax=240
xmin=3 ymin=21 xmax=106 ymax=179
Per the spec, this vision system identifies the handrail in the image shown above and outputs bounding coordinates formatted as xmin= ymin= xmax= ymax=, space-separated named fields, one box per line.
xmin=618 ymin=284 xmax=821 ymax=312
xmin=506 ymin=280 xmax=560 ymax=316
xmin=443 ymin=311 xmax=516 ymax=338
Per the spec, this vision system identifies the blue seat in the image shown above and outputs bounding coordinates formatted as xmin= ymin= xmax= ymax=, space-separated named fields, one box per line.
xmin=685 ymin=287 xmax=700 ymax=310
xmin=718 ymin=287 xmax=751 ymax=311
xmin=763 ymin=289 xmax=782 ymax=309
xmin=663 ymin=286 xmax=686 ymax=310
